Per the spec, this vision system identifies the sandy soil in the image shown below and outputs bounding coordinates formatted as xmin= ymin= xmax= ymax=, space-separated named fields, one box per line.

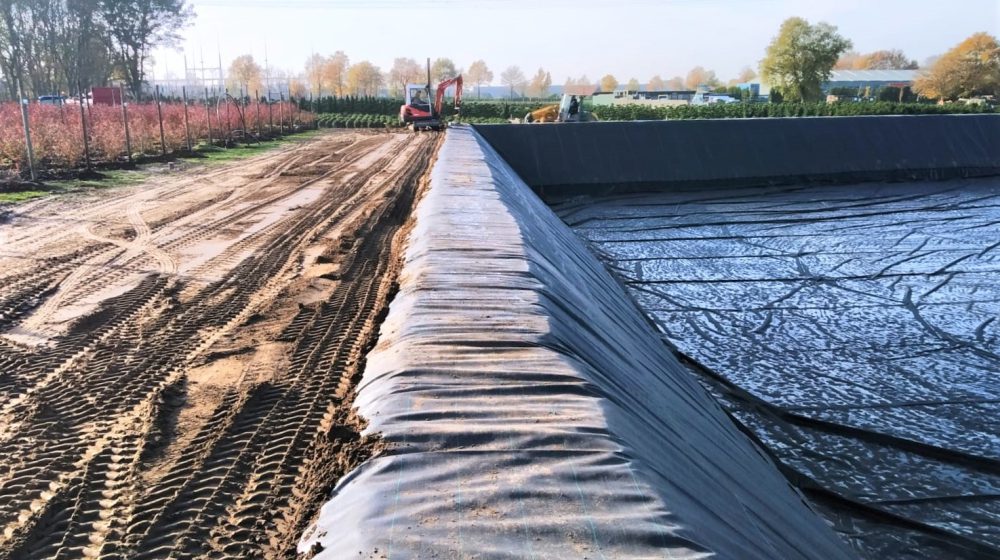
xmin=0 ymin=130 xmax=438 ymax=559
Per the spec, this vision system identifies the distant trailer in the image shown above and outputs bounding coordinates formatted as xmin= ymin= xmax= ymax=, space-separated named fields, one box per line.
xmin=92 ymin=87 xmax=123 ymax=106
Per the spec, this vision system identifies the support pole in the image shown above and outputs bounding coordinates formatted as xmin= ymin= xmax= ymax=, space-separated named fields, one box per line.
xmin=278 ymin=91 xmax=285 ymax=135
xmin=182 ymin=86 xmax=192 ymax=151
xmin=255 ymin=89 xmax=262 ymax=139
xmin=17 ymin=79 xmax=36 ymax=181
xmin=224 ymin=88 xmax=231 ymax=143
xmin=204 ymin=87 xmax=213 ymax=146
xmin=77 ymin=80 xmax=91 ymax=169
xmin=267 ymin=88 xmax=273 ymax=134
xmin=155 ymin=85 xmax=167 ymax=156
xmin=120 ymin=85 xmax=132 ymax=163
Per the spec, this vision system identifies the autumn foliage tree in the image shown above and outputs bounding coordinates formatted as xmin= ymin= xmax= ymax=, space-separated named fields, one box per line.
xmin=345 ymin=61 xmax=383 ymax=96
xmin=466 ymin=60 xmax=493 ymax=98
xmin=526 ymin=68 xmax=552 ymax=98
xmin=915 ymin=32 xmax=1000 ymax=100
xmin=736 ymin=67 xmax=757 ymax=83
xmin=647 ymin=75 xmax=666 ymax=91
xmin=760 ymin=17 xmax=851 ymax=102
xmin=323 ymin=52 xmax=350 ymax=96
xmin=685 ymin=66 xmax=719 ymax=90
xmin=665 ymin=76 xmax=685 ymax=90
xmin=599 ymin=74 xmax=619 ymax=92
xmin=837 ymin=49 xmax=917 ymax=70
xmin=626 ymin=78 xmax=641 ymax=92
xmin=304 ymin=51 xmax=349 ymax=96
xmin=227 ymin=54 xmax=263 ymax=96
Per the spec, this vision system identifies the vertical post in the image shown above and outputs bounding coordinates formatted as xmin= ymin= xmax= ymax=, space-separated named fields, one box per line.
xmin=77 ymin=80 xmax=91 ymax=170
xmin=267 ymin=88 xmax=273 ymax=134
xmin=154 ymin=85 xmax=166 ymax=156
xmin=214 ymin=88 xmax=223 ymax=145
xmin=255 ymin=89 xmax=261 ymax=139
xmin=182 ymin=86 xmax=192 ymax=151
xmin=224 ymin=88 xmax=231 ymax=143
xmin=120 ymin=85 xmax=132 ymax=163
xmin=278 ymin=91 xmax=285 ymax=135
xmin=204 ymin=87 xmax=213 ymax=146
xmin=17 ymin=79 xmax=36 ymax=181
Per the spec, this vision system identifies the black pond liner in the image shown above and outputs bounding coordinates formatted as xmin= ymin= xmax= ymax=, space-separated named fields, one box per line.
xmin=482 ymin=115 xmax=1000 ymax=559
xmin=552 ymin=179 xmax=1000 ymax=559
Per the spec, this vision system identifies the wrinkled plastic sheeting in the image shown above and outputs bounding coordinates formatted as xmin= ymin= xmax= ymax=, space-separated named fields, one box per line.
xmin=300 ymin=126 xmax=855 ymax=559
xmin=474 ymin=115 xmax=1000 ymax=198
xmin=555 ymin=179 xmax=1000 ymax=558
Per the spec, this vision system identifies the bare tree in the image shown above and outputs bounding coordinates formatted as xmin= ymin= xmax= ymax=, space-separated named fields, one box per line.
xmin=305 ymin=53 xmax=326 ymax=96
xmin=0 ymin=0 xmax=113 ymax=98
xmin=431 ymin=57 xmax=457 ymax=82
xmin=100 ymin=0 xmax=193 ymax=98
xmin=388 ymin=57 xmax=422 ymax=97
xmin=500 ymin=65 xmax=526 ymax=98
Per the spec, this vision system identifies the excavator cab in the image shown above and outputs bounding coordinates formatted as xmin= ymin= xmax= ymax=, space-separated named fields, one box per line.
xmin=401 ymin=84 xmax=436 ymax=129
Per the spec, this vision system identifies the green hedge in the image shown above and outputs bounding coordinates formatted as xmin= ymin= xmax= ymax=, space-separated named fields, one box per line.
xmin=300 ymin=96 xmax=403 ymax=115
xmin=316 ymin=113 xmax=405 ymax=129
xmin=591 ymin=102 xmax=996 ymax=121
xmin=316 ymin=112 xmax=513 ymax=128
xmin=316 ymin=102 xmax=994 ymax=129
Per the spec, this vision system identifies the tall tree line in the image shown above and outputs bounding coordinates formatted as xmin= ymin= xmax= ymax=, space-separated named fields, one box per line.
xmin=0 ymin=0 xmax=191 ymax=100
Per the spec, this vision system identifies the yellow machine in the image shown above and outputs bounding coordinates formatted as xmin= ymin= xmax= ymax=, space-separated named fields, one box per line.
xmin=524 ymin=103 xmax=560 ymax=123
xmin=524 ymin=94 xmax=593 ymax=123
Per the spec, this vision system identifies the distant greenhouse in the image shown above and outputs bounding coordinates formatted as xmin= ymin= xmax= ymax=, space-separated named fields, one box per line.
xmin=824 ymin=69 xmax=918 ymax=92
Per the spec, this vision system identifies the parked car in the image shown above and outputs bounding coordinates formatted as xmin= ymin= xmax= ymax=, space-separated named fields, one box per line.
xmin=38 ymin=95 xmax=66 ymax=106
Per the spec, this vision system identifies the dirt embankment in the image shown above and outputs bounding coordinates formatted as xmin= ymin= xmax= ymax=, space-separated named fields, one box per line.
xmin=0 ymin=130 xmax=439 ymax=559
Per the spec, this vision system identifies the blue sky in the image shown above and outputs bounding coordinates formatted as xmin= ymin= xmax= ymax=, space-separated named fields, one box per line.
xmin=153 ymin=0 xmax=1000 ymax=84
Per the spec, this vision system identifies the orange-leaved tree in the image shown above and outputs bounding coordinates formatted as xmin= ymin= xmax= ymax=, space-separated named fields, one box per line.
xmin=915 ymin=32 xmax=1000 ymax=100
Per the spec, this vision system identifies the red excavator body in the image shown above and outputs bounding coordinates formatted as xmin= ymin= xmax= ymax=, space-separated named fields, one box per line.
xmin=399 ymin=60 xmax=462 ymax=130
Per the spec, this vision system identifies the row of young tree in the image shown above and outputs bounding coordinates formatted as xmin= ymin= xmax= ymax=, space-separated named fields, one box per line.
xmin=288 ymin=26 xmax=996 ymax=104
xmin=0 ymin=0 xmax=191 ymax=100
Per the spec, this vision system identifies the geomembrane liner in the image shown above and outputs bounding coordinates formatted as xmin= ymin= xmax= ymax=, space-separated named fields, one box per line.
xmin=300 ymin=126 xmax=854 ymax=559
xmin=555 ymin=179 xmax=1000 ymax=558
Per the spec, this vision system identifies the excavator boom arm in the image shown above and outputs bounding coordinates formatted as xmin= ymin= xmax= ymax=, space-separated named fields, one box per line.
xmin=434 ymin=76 xmax=463 ymax=117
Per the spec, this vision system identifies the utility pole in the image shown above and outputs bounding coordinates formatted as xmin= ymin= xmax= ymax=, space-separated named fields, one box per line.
xmin=120 ymin=84 xmax=132 ymax=163
xmin=77 ymin=80 xmax=91 ymax=169
xmin=155 ymin=85 xmax=167 ymax=155
xmin=204 ymin=87 xmax=213 ymax=146
xmin=17 ymin=79 xmax=36 ymax=181
xmin=182 ymin=86 xmax=193 ymax=151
